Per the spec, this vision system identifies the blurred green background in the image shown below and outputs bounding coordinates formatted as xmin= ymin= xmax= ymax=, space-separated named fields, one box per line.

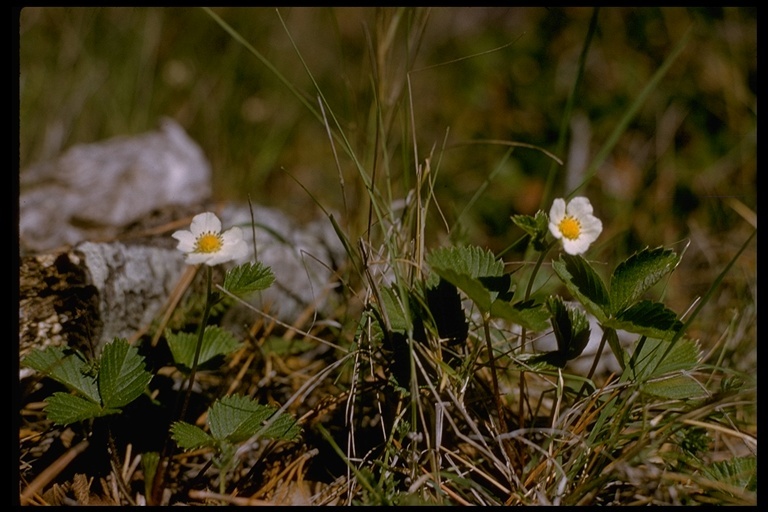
xmin=19 ymin=7 xmax=756 ymax=343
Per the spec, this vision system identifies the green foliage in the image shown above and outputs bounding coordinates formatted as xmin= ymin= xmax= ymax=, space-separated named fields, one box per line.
xmin=171 ymin=394 xmax=301 ymax=450
xmin=427 ymin=246 xmax=548 ymax=330
xmin=222 ymin=261 xmax=275 ymax=296
xmin=21 ymin=339 xmax=152 ymax=426
xmin=699 ymin=456 xmax=757 ymax=493
xmin=530 ymin=296 xmax=591 ymax=368
xmin=511 ymin=210 xmax=550 ymax=252
xmin=624 ymin=336 xmax=704 ymax=399
xmin=552 ymin=254 xmax=611 ymax=322
xmin=609 ymin=247 xmax=680 ymax=314
xmin=553 ymin=250 xmax=684 ymax=366
xmin=427 ymin=246 xmax=504 ymax=279
xmin=166 ymin=326 xmax=241 ymax=371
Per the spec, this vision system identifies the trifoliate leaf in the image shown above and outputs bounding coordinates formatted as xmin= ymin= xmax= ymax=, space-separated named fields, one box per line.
xmin=99 ymin=338 xmax=153 ymax=409
xmin=609 ymin=247 xmax=679 ymax=314
xmin=552 ymin=254 xmax=610 ymax=322
xmin=607 ymin=300 xmax=682 ymax=340
xmin=166 ymin=326 xmax=241 ymax=371
xmin=208 ymin=394 xmax=301 ymax=444
xmin=22 ymin=346 xmax=101 ymax=404
xmin=170 ymin=421 xmax=216 ymax=450
xmin=44 ymin=392 xmax=118 ymax=426
xmin=223 ymin=261 xmax=275 ymax=296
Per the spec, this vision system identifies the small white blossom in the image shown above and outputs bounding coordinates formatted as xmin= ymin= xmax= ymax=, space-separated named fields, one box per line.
xmin=548 ymin=197 xmax=602 ymax=255
xmin=172 ymin=212 xmax=249 ymax=266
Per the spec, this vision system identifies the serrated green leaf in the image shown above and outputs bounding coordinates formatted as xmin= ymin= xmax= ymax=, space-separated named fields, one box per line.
xmin=490 ymin=299 xmax=550 ymax=332
xmin=642 ymin=374 xmax=708 ymax=400
xmin=546 ymin=296 xmax=591 ymax=363
xmin=99 ymin=339 xmax=153 ymax=409
xmin=377 ymin=285 xmax=414 ymax=334
xmin=511 ymin=210 xmax=549 ymax=251
xmin=628 ymin=337 xmax=701 ymax=381
xmin=610 ymin=247 xmax=679 ymax=314
xmin=433 ymin=268 xmax=494 ymax=312
xmin=607 ymin=300 xmax=682 ymax=340
xmin=22 ymin=346 xmax=101 ymax=404
xmin=170 ymin=421 xmax=216 ymax=450
xmin=223 ymin=261 xmax=275 ymax=296
xmin=552 ymin=254 xmax=610 ymax=322
xmin=167 ymin=326 xmax=241 ymax=370
xmin=427 ymin=246 xmax=504 ymax=278
xmin=208 ymin=394 xmax=300 ymax=444
xmin=44 ymin=392 xmax=117 ymax=426
xmin=699 ymin=456 xmax=757 ymax=492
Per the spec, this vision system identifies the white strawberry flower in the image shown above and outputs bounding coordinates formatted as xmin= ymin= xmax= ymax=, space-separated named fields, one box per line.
xmin=548 ymin=197 xmax=603 ymax=255
xmin=172 ymin=212 xmax=248 ymax=266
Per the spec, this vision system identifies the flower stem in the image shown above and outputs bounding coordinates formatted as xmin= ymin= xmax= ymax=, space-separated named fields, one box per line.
xmin=150 ymin=265 xmax=214 ymax=504
xmin=179 ymin=265 xmax=214 ymax=421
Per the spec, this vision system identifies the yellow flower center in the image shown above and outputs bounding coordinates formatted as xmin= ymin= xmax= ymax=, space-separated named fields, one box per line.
xmin=195 ymin=232 xmax=223 ymax=253
xmin=558 ymin=216 xmax=581 ymax=240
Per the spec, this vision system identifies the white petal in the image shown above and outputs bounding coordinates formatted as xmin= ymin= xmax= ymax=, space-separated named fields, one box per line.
xmin=580 ymin=216 xmax=603 ymax=242
xmin=549 ymin=198 xmax=566 ymax=222
xmin=185 ymin=252 xmax=212 ymax=265
xmin=566 ymin=196 xmax=593 ymax=217
xmin=228 ymin=239 xmax=250 ymax=261
xmin=172 ymin=230 xmax=197 ymax=252
xmin=549 ymin=221 xmax=564 ymax=239
xmin=189 ymin=212 xmax=222 ymax=236
xmin=563 ymin=237 xmax=589 ymax=255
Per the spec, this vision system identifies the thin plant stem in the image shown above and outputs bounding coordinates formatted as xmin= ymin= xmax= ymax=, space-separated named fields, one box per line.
xmin=151 ymin=265 xmax=215 ymax=504
xmin=179 ymin=265 xmax=215 ymax=422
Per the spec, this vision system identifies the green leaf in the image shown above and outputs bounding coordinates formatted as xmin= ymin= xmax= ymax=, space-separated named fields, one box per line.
xmin=603 ymin=326 xmax=628 ymax=371
xmin=208 ymin=394 xmax=301 ymax=444
xmin=609 ymin=247 xmax=679 ymax=314
xmin=427 ymin=246 xmax=504 ymax=278
xmin=489 ymin=299 xmax=550 ymax=332
xmin=544 ymin=296 xmax=591 ymax=366
xmin=167 ymin=326 xmax=241 ymax=370
xmin=170 ymin=421 xmax=216 ymax=450
xmin=552 ymin=254 xmax=610 ymax=322
xmin=433 ymin=268 xmax=495 ymax=312
xmin=628 ymin=337 xmax=701 ymax=382
xmin=44 ymin=392 xmax=117 ymax=426
xmin=223 ymin=261 xmax=275 ymax=296
xmin=22 ymin=346 xmax=101 ymax=404
xmin=511 ymin=210 xmax=549 ymax=251
xmin=377 ymin=285 xmax=415 ymax=334
xmin=699 ymin=456 xmax=757 ymax=493
xmin=607 ymin=301 xmax=682 ymax=340
xmin=642 ymin=374 xmax=708 ymax=400
xmin=99 ymin=338 xmax=153 ymax=409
